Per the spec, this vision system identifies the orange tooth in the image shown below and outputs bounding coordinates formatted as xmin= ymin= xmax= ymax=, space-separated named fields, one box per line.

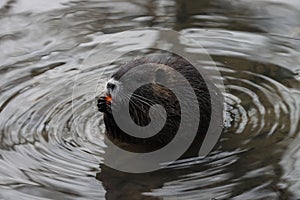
xmin=106 ymin=96 xmax=112 ymax=102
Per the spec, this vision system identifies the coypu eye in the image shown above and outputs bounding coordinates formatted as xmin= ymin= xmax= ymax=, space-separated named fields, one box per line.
xmin=107 ymin=83 xmax=116 ymax=90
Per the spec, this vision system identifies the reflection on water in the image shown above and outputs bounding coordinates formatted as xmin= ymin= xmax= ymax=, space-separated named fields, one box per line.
xmin=1 ymin=0 xmax=300 ymax=199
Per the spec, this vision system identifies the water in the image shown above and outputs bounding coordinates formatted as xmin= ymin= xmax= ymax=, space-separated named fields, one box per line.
xmin=1 ymin=0 xmax=300 ymax=199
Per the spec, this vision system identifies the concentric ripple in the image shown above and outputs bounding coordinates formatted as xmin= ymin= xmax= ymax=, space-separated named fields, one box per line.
xmin=220 ymin=57 xmax=300 ymax=145
xmin=0 ymin=61 xmax=107 ymax=199
xmin=1 ymin=0 xmax=300 ymax=199
xmin=1 ymin=48 xmax=300 ymax=200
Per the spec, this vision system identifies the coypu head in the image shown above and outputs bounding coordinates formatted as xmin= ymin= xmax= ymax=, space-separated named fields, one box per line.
xmin=97 ymin=53 xmax=212 ymax=153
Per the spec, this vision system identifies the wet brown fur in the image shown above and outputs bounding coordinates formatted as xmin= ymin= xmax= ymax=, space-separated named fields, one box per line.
xmin=102 ymin=53 xmax=212 ymax=156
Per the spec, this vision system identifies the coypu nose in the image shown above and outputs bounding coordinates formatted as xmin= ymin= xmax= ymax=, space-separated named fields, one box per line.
xmin=107 ymin=83 xmax=116 ymax=91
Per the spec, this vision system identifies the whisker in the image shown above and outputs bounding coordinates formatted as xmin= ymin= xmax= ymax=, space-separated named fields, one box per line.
xmin=131 ymin=93 xmax=152 ymax=103
xmin=114 ymin=91 xmax=167 ymax=129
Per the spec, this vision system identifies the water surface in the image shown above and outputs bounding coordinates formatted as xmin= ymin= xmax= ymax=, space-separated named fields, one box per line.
xmin=1 ymin=0 xmax=300 ymax=199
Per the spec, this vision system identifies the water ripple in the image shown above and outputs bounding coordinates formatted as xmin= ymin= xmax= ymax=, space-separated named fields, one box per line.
xmin=1 ymin=0 xmax=300 ymax=199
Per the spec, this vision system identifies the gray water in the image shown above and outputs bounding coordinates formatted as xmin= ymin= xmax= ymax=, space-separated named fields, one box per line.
xmin=1 ymin=0 xmax=300 ymax=199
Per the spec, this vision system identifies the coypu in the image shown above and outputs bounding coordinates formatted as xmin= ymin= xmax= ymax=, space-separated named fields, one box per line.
xmin=97 ymin=53 xmax=214 ymax=156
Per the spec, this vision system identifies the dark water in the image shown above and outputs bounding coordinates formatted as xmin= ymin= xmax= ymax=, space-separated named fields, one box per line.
xmin=1 ymin=0 xmax=300 ymax=199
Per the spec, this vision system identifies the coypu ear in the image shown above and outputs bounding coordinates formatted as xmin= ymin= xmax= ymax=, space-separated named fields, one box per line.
xmin=155 ymin=68 xmax=167 ymax=84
